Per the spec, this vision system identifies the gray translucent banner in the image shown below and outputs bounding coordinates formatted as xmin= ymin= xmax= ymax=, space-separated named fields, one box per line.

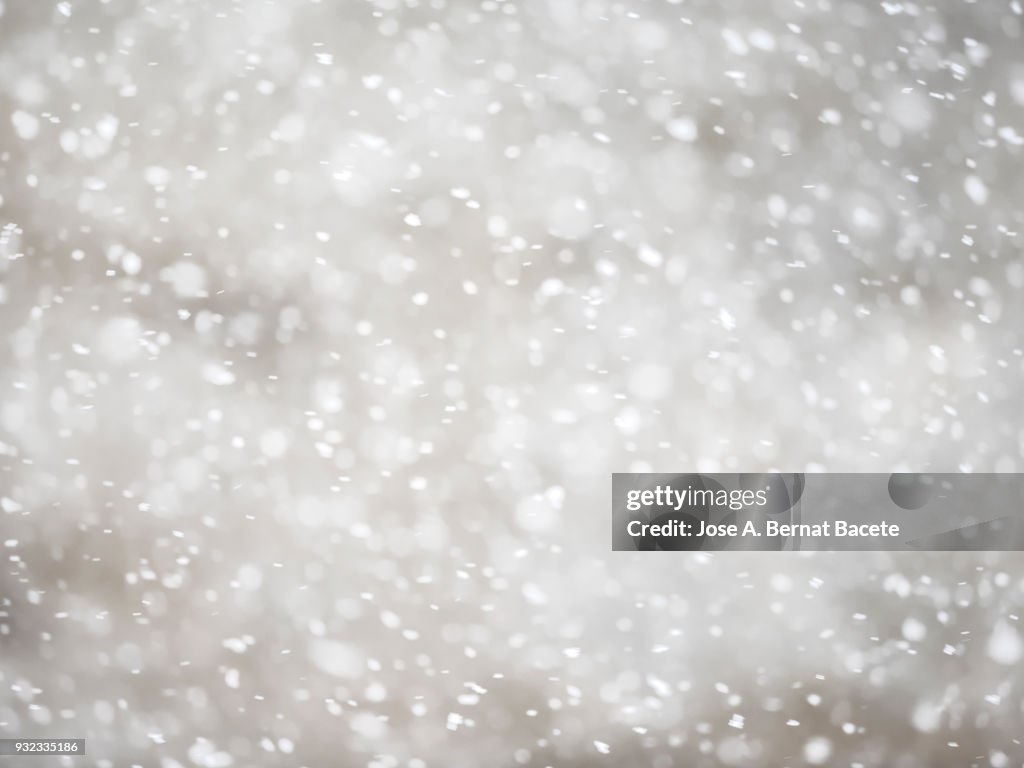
xmin=612 ymin=473 xmax=1024 ymax=551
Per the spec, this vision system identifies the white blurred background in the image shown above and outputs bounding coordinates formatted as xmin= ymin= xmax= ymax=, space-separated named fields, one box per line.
xmin=1 ymin=0 xmax=1024 ymax=765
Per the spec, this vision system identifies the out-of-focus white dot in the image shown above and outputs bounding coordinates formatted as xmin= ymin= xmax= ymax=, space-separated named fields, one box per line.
xmin=96 ymin=316 xmax=143 ymax=363
xmin=144 ymin=165 xmax=170 ymax=186
xmin=237 ymin=564 xmax=263 ymax=591
xmin=628 ymin=364 xmax=673 ymax=401
xmin=487 ymin=215 xmax=509 ymax=237
xmin=819 ymin=108 xmax=842 ymax=125
xmin=11 ymin=110 xmax=39 ymax=140
xmin=122 ymin=251 xmax=142 ymax=275
xmin=259 ymin=429 xmax=289 ymax=459
xmin=515 ymin=495 xmax=557 ymax=533
xmin=667 ymin=116 xmax=698 ymax=142
xmin=274 ymin=113 xmax=306 ymax=143
xmin=546 ymin=197 xmax=592 ymax=240
xmin=900 ymin=285 xmax=921 ymax=306
xmin=887 ymin=89 xmax=932 ymax=133
xmin=902 ymin=617 xmax=927 ymax=642
xmin=964 ymin=174 xmax=989 ymax=205
xmin=59 ymin=129 xmax=79 ymax=154
xmin=638 ymin=243 xmax=663 ymax=267
xmin=988 ymin=621 xmax=1023 ymax=665
xmin=803 ymin=736 xmax=832 ymax=765
xmin=161 ymin=261 xmax=207 ymax=298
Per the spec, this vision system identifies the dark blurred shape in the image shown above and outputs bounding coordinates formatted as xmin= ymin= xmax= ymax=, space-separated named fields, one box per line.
xmin=888 ymin=473 xmax=936 ymax=510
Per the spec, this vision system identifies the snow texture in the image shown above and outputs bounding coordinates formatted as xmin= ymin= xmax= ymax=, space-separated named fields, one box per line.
xmin=1 ymin=1 xmax=1024 ymax=766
